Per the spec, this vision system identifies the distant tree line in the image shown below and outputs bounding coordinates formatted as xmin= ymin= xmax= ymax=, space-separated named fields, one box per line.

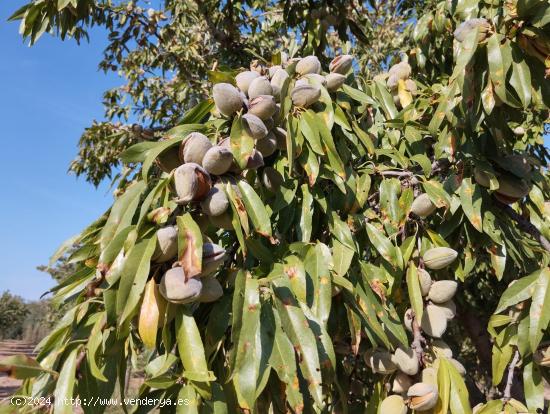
xmin=0 ymin=291 xmax=59 ymax=343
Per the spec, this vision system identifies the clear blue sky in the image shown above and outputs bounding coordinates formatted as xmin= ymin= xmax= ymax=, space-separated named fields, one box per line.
xmin=0 ymin=3 xmax=548 ymax=301
xmin=0 ymin=3 xmax=118 ymax=300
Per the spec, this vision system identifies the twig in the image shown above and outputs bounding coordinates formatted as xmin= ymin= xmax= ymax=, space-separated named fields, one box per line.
xmin=496 ymin=201 xmax=550 ymax=253
xmin=411 ymin=313 xmax=425 ymax=365
xmin=502 ymin=349 xmax=520 ymax=402
xmin=377 ymin=170 xmax=414 ymax=178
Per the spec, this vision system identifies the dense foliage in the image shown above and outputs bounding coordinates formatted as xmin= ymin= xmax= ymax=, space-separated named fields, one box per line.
xmin=2 ymin=0 xmax=550 ymax=413
xmin=0 ymin=292 xmax=30 ymax=340
xmin=10 ymin=0 xmax=415 ymax=186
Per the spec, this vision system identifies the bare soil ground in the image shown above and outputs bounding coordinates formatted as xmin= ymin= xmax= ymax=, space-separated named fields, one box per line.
xmin=0 ymin=340 xmax=37 ymax=401
xmin=0 ymin=340 xmax=148 ymax=413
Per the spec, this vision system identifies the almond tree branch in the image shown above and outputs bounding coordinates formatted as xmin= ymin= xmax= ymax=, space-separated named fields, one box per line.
xmin=503 ymin=349 xmax=520 ymax=402
xmin=411 ymin=313 xmax=425 ymax=366
xmin=496 ymin=201 xmax=550 ymax=253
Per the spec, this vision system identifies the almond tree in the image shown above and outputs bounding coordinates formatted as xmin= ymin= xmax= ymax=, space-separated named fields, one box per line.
xmin=2 ymin=0 xmax=549 ymax=413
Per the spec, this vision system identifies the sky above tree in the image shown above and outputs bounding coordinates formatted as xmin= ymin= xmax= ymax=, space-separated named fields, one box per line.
xmin=0 ymin=2 xmax=117 ymax=299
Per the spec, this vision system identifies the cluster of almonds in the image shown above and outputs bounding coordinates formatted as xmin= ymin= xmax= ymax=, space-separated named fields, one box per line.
xmin=384 ymin=61 xmax=417 ymax=108
xmin=160 ymin=55 xmax=354 ymax=227
xmin=152 ymin=226 xmax=226 ymax=304
xmin=365 ymin=247 xmax=459 ymax=412
xmin=409 ymin=247 xmax=459 ymax=338
xmin=150 ymin=54 xmax=354 ymax=304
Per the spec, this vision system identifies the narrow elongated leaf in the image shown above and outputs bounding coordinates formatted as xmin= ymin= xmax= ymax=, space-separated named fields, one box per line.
xmin=435 ymin=358 xmax=451 ymax=414
xmin=232 ymin=277 xmax=261 ymax=409
xmin=176 ymin=309 xmax=212 ymax=381
xmin=458 ymin=178 xmax=483 ymax=232
xmin=176 ymin=384 xmax=200 ymax=414
xmin=272 ymin=278 xmax=324 ymax=408
xmin=365 ymin=222 xmax=401 ymax=269
xmin=301 ymin=110 xmax=324 ymax=155
xmin=510 ymin=46 xmax=532 ymax=108
xmin=305 ymin=242 xmax=332 ymax=325
xmin=177 ymin=213 xmax=203 ymax=278
xmin=230 ymin=115 xmax=255 ymax=169
xmin=495 ymin=270 xmax=540 ymax=313
xmin=332 ymin=238 xmax=354 ymax=277
xmin=116 ymin=237 xmax=157 ymax=324
xmin=0 ymin=355 xmax=56 ymax=379
xmin=448 ymin=359 xmax=472 ymax=414
xmin=53 ymin=347 xmax=79 ymax=414
xmin=298 ymin=184 xmax=313 ymax=242
xmin=524 ymin=360 xmax=544 ymax=412
xmin=100 ymin=181 xmax=146 ymax=250
xmin=316 ymin=115 xmax=345 ymax=178
xmin=119 ymin=236 xmax=157 ymax=327
xmin=86 ymin=315 xmax=108 ymax=382
xmin=487 ymin=34 xmax=508 ymax=103
xmin=139 ymin=279 xmax=166 ymax=349
xmin=237 ymin=180 xmax=272 ymax=238
xmin=529 ymin=268 xmax=550 ymax=350
xmin=406 ymin=263 xmax=424 ymax=321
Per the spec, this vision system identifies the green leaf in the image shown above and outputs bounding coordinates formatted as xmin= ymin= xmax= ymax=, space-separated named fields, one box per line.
xmin=365 ymin=222 xmax=401 ymax=269
xmin=298 ymin=184 xmax=313 ymax=242
xmin=436 ymin=358 xmax=451 ymax=414
xmin=177 ymin=213 xmax=204 ymax=278
xmin=119 ymin=236 xmax=157 ymax=328
xmin=230 ymin=115 xmax=255 ymax=169
xmin=180 ymin=99 xmax=215 ymax=124
xmin=300 ymin=110 xmax=324 ymax=155
xmin=176 ymin=384 xmax=200 ymax=414
xmin=529 ymin=268 xmax=550 ymax=350
xmin=451 ymin=27 xmax=480 ymax=82
xmin=86 ymin=315 xmax=108 ymax=382
xmin=351 ymin=121 xmax=375 ymax=154
xmin=53 ymin=347 xmax=79 ymax=414
xmin=208 ymin=70 xmax=237 ymax=85
xmin=342 ymin=84 xmax=377 ymax=105
xmin=120 ymin=141 xmax=157 ymax=164
xmin=510 ymin=46 xmax=532 ymax=108
xmin=99 ymin=225 xmax=135 ymax=266
xmin=332 ymin=238 xmax=354 ymax=277
xmin=49 ymin=233 xmax=82 ymax=267
xmin=423 ymin=180 xmax=451 ymax=209
xmin=373 ymin=80 xmax=398 ymax=119
xmin=406 ymin=263 xmax=424 ymax=321
xmin=305 ymin=242 xmax=333 ymax=325
xmin=0 ymin=355 xmax=56 ymax=379
xmin=330 ymin=213 xmax=355 ymax=251
xmin=237 ymin=180 xmax=273 ymax=238
xmin=100 ymin=181 xmax=146 ymax=250
xmin=523 ymin=360 xmax=544 ymax=412
xmin=495 ymin=270 xmax=540 ymax=313
xmin=176 ymin=308 xmax=212 ymax=381
xmin=458 ymin=178 xmax=483 ymax=232
xmin=116 ymin=237 xmax=155 ymax=319
xmin=316 ymin=115 xmax=345 ymax=179
xmin=269 ymin=310 xmax=296 ymax=383
xmin=232 ymin=277 xmax=262 ymax=409
xmin=272 ymin=277 xmax=324 ymax=408
xmin=447 ymin=358 xmax=472 ymax=414
xmin=487 ymin=34 xmax=509 ymax=103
